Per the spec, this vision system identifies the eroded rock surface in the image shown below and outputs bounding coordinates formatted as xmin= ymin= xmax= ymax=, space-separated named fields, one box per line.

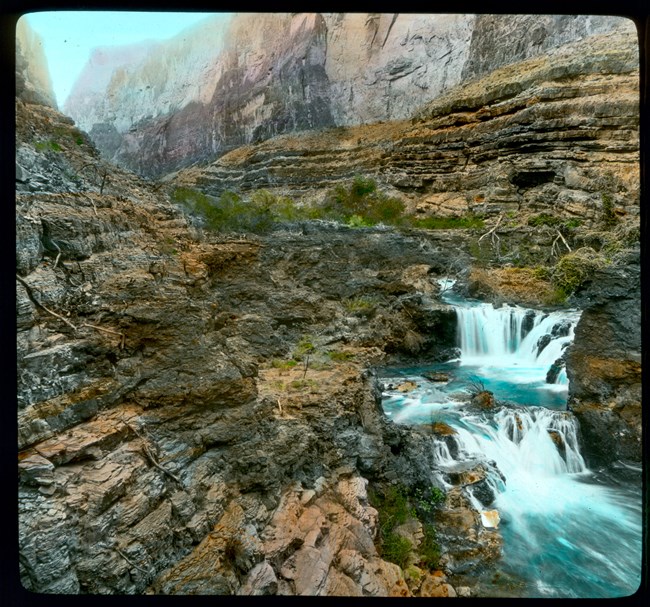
xmin=179 ymin=26 xmax=639 ymax=228
xmin=17 ymin=99 xmax=491 ymax=595
xmin=566 ymin=249 xmax=642 ymax=465
xmin=64 ymin=14 xmax=630 ymax=178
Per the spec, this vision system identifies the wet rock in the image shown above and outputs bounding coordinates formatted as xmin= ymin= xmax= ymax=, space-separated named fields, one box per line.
xmin=470 ymin=390 xmax=495 ymax=410
xmin=520 ymin=310 xmax=536 ymax=339
xmin=422 ymin=372 xmax=450 ymax=382
xmin=536 ymin=334 xmax=552 ymax=356
xmin=567 ymin=249 xmax=641 ymax=465
xmin=546 ymin=357 xmax=565 ymax=384
xmin=396 ymin=381 xmax=418 ymax=393
xmin=480 ymin=510 xmax=500 ymax=529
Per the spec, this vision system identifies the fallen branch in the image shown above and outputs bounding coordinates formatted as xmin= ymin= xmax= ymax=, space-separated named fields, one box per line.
xmin=142 ymin=445 xmax=184 ymax=488
xmin=16 ymin=274 xmax=77 ymax=330
xmin=277 ymin=398 xmax=283 ymax=416
xmin=81 ymin=323 xmax=125 ymax=349
xmin=82 ymin=194 xmax=98 ymax=217
xmin=51 ymin=240 xmax=62 ymax=269
xmin=115 ymin=548 xmax=150 ymax=575
xmin=17 ymin=274 xmax=125 ymax=347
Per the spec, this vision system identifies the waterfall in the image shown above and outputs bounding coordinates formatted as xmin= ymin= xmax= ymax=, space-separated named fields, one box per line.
xmin=455 ymin=303 xmax=580 ymax=385
xmin=379 ymin=281 xmax=641 ymax=598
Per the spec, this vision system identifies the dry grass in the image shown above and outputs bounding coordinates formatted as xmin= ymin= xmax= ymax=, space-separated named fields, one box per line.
xmin=469 ymin=266 xmax=557 ymax=307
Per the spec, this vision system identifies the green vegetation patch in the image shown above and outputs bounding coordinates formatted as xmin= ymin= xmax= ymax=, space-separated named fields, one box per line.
xmin=35 ymin=139 xmax=62 ymax=153
xmin=551 ymin=247 xmax=610 ymax=299
xmin=410 ymin=214 xmax=485 ymax=230
xmin=368 ymin=482 xmax=445 ymax=571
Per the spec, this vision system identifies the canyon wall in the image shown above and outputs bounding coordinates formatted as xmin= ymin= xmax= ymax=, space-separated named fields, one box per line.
xmin=177 ymin=26 xmax=639 ymax=227
xmin=16 ymin=17 xmax=58 ymax=109
xmin=63 ymin=13 xmax=631 ymax=177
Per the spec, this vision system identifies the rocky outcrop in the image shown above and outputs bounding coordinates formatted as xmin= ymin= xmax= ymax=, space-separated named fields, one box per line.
xmin=17 ymin=99 xmax=500 ymax=595
xmin=64 ymin=13 xmax=629 ymax=177
xmin=16 ymin=17 xmax=58 ymax=108
xmin=178 ymin=26 xmax=639 ymax=228
xmin=566 ymin=249 xmax=642 ymax=465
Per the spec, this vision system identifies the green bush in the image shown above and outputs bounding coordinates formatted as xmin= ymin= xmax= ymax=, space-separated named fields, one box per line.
xmin=270 ymin=358 xmax=298 ymax=369
xmin=527 ymin=213 xmax=562 ymax=228
xmin=381 ymin=533 xmax=412 ymax=569
xmin=344 ymin=296 xmax=377 ymax=316
xmin=323 ymin=176 xmax=406 ymax=226
xmin=601 ymin=193 xmax=617 ymax=225
xmin=35 ymin=139 xmax=62 ymax=153
xmin=552 ymin=247 xmax=610 ymax=298
xmin=418 ymin=524 xmax=441 ymax=570
xmin=413 ymin=486 xmax=445 ymax=514
xmin=327 ymin=350 xmax=355 ymax=362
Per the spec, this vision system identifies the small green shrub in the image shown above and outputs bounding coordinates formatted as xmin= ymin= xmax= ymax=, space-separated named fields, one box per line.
xmin=270 ymin=358 xmax=298 ymax=369
xmin=418 ymin=524 xmax=441 ymax=570
xmin=35 ymin=139 xmax=62 ymax=153
xmin=347 ymin=214 xmax=374 ymax=228
xmin=344 ymin=296 xmax=377 ymax=316
xmin=293 ymin=335 xmax=316 ymax=361
xmin=413 ymin=486 xmax=445 ymax=514
xmin=288 ymin=378 xmax=318 ymax=391
xmin=563 ymin=218 xmax=581 ymax=230
xmin=328 ymin=350 xmax=355 ymax=362
xmin=601 ymin=193 xmax=617 ymax=225
xmin=323 ymin=176 xmax=406 ymax=226
xmin=527 ymin=213 xmax=562 ymax=228
xmin=551 ymin=247 xmax=610 ymax=297
xmin=381 ymin=533 xmax=412 ymax=569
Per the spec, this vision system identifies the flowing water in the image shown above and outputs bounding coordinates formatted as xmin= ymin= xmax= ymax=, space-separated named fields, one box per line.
xmin=379 ymin=280 xmax=642 ymax=598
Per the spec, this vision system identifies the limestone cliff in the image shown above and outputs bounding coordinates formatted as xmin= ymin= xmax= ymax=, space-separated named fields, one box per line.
xmin=64 ymin=13 xmax=630 ymax=177
xmin=16 ymin=17 xmax=58 ymax=108
xmin=177 ymin=26 xmax=639 ymax=227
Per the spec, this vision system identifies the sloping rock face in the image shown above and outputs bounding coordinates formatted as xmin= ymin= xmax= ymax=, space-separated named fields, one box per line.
xmin=63 ymin=13 xmax=628 ymax=177
xmin=178 ymin=26 xmax=639 ymax=227
xmin=17 ymin=97 xmax=501 ymax=595
xmin=15 ymin=17 xmax=58 ymax=108
xmin=566 ymin=249 xmax=642 ymax=465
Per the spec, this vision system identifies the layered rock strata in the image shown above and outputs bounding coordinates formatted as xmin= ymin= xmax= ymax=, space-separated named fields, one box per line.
xmin=63 ymin=13 xmax=630 ymax=177
xmin=566 ymin=249 xmax=642 ymax=465
xmin=17 ymin=99 xmax=504 ymax=595
xmin=178 ymin=26 xmax=639 ymax=227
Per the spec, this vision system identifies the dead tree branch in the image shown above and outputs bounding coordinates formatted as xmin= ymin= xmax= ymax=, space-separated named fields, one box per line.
xmin=141 ymin=445 xmax=184 ymax=488
xmin=16 ymin=274 xmax=77 ymax=330
xmin=114 ymin=548 xmax=151 ymax=575
xmin=119 ymin=417 xmax=184 ymax=488
xmin=81 ymin=323 xmax=125 ymax=349
xmin=477 ymin=214 xmax=503 ymax=259
xmin=551 ymin=230 xmax=572 ymax=257
xmin=17 ymin=274 xmax=125 ymax=347
xmin=51 ymin=240 xmax=62 ymax=269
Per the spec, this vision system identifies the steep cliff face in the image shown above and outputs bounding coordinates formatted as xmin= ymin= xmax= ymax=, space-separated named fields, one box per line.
xmin=16 ymin=17 xmax=58 ymax=108
xmin=566 ymin=250 xmax=642 ymax=465
xmin=177 ymin=26 xmax=639 ymax=227
xmin=64 ymin=13 xmax=630 ymax=177
xmin=18 ymin=91 xmax=504 ymax=594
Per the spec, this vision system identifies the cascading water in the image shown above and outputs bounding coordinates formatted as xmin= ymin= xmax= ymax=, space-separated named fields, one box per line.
xmin=379 ymin=279 xmax=642 ymax=598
